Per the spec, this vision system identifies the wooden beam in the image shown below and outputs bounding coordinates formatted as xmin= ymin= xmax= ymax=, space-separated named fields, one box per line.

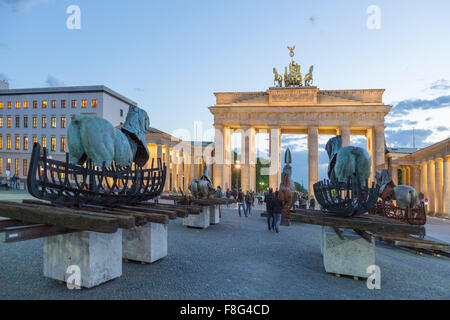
xmin=332 ymin=227 xmax=345 ymax=240
xmin=0 ymin=201 xmax=119 ymax=234
xmin=354 ymin=229 xmax=373 ymax=243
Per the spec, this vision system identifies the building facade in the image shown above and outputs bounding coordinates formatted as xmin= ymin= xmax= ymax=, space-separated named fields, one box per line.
xmin=0 ymin=85 xmax=136 ymax=182
xmin=387 ymin=139 xmax=450 ymax=217
xmin=209 ymin=87 xmax=391 ymax=196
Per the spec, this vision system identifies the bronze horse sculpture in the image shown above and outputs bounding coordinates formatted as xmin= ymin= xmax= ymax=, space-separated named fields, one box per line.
xmin=279 ymin=148 xmax=298 ymax=226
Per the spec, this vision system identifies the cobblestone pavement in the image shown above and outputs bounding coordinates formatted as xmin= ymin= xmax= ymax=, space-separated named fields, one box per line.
xmin=0 ymin=203 xmax=449 ymax=300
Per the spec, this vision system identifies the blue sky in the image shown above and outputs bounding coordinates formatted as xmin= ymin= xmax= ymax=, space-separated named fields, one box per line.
xmin=1 ymin=0 xmax=449 ymax=184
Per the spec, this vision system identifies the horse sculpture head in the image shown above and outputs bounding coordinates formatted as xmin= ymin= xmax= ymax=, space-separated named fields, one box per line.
xmin=121 ymin=105 xmax=150 ymax=167
xmin=325 ymin=135 xmax=342 ymax=161
xmin=281 ymin=148 xmax=293 ymax=188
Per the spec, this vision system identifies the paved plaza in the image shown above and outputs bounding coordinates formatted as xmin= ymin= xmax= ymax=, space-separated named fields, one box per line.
xmin=0 ymin=194 xmax=449 ymax=300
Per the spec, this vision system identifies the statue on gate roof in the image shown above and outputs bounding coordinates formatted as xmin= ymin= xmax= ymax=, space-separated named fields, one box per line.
xmin=273 ymin=45 xmax=314 ymax=87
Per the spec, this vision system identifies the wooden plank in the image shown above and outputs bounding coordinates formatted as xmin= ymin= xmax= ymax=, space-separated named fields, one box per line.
xmin=22 ymin=200 xmax=135 ymax=229
xmin=332 ymin=227 xmax=345 ymax=240
xmin=4 ymin=225 xmax=75 ymax=243
xmin=115 ymin=205 xmax=177 ymax=220
xmin=0 ymin=219 xmax=40 ymax=232
xmin=290 ymin=210 xmax=425 ymax=236
xmin=0 ymin=201 xmax=119 ymax=234
xmin=142 ymin=203 xmax=203 ymax=214
xmin=353 ymin=229 xmax=373 ymax=244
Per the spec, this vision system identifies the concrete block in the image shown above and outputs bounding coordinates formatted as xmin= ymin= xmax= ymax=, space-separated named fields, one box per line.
xmin=183 ymin=206 xmax=210 ymax=229
xmin=209 ymin=206 xmax=220 ymax=225
xmin=322 ymin=227 xmax=375 ymax=278
xmin=122 ymin=223 xmax=168 ymax=263
xmin=43 ymin=230 xmax=122 ymax=288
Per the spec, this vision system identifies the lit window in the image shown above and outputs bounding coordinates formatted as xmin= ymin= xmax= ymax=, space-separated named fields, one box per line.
xmin=92 ymin=99 xmax=98 ymax=108
xmin=23 ymin=136 xmax=28 ymax=151
xmin=51 ymin=137 xmax=56 ymax=152
xmin=51 ymin=100 xmax=56 ymax=108
xmin=15 ymin=159 xmax=19 ymax=176
xmin=0 ymin=136 xmax=2 ymax=149
xmin=15 ymin=116 xmax=20 ymax=128
xmin=0 ymin=102 xmax=3 ymax=109
xmin=23 ymin=159 xmax=27 ymax=176
xmin=15 ymin=101 xmax=20 ymax=109
xmin=0 ymin=117 xmax=3 ymax=128
xmin=32 ymin=136 xmax=37 ymax=145
xmin=7 ymin=136 xmax=11 ymax=150
xmin=71 ymin=100 xmax=77 ymax=108
xmin=23 ymin=116 xmax=28 ymax=128
xmin=42 ymin=116 xmax=47 ymax=128
xmin=7 ymin=101 xmax=12 ymax=109
xmin=32 ymin=117 xmax=37 ymax=128
xmin=24 ymin=101 xmax=29 ymax=109
xmin=81 ymin=99 xmax=87 ymax=108
xmin=15 ymin=136 xmax=20 ymax=150
xmin=60 ymin=136 xmax=66 ymax=152
xmin=33 ymin=101 xmax=38 ymax=108
xmin=51 ymin=116 xmax=56 ymax=128
xmin=7 ymin=116 xmax=11 ymax=128
xmin=42 ymin=100 xmax=47 ymax=108
xmin=6 ymin=158 xmax=11 ymax=171
xmin=61 ymin=100 xmax=66 ymax=108
xmin=61 ymin=116 xmax=66 ymax=128
xmin=42 ymin=137 xmax=47 ymax=149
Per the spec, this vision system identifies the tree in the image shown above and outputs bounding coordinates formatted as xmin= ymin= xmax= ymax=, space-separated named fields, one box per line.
xmin=294 ymin=181 xmax=307 ymax=194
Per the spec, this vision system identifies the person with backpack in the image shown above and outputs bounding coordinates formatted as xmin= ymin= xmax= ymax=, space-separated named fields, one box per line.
xmin=272 ymin=191 xmax=284 ymax=233
xmin=245 ymin=191 xmax=253 ymax=216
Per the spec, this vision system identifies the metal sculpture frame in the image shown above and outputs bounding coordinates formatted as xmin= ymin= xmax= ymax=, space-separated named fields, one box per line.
xmin=313 ymin=175 xmax=380 ymax=217
xmin=27 ymin=143 xmax=166 ymax=207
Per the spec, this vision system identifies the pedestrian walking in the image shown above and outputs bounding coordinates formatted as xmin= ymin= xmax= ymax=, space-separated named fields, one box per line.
xmin=264 ymin=188 xmax=275 ymax=230
xmin=245 ymin=191 xmax=253 ymax=216
xmin=309 ymin=196 xmax=315 ymax=210
xmin=237 ymin=189 xmax=247 ymax=217
xmin=272 ymin=191 xmax=284 ymax=233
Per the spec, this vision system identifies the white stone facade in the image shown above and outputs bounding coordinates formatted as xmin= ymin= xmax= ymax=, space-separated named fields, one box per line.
xmin=0 ymin=86 xmax=136 ymax=181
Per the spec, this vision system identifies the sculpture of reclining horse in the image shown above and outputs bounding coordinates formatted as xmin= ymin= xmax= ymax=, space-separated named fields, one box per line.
xmin=325 ymin=135 xmax=371 ymax=186
xmin=189 ymin=166 xmax=216 ymax=199
xmin=375 ymin=169 xmax=418 ymax=209
xmin=67 ymin=105 xmax=150 ymax=168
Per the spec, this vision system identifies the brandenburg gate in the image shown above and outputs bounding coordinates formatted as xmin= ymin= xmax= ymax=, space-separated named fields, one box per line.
xmin=209 ymin=50 xmax=391 ymax=197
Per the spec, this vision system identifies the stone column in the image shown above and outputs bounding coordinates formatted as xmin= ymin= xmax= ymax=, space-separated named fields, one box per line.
xmin=391 ymin=166 xmax=399 ymax=185
xmin=443 ymin=156 xmax=450 ymax=217
xmin=171 ymin=149 xmax=178 ymax=192
xmin=308 ymin=126 xmax=319 ymax=199
xmin=411 ymin=165 xmax=420 ymax=192
xmin=421 ymin=162 xmax=428 ymax=200
xmin=366 ymin=128 xmax=375 ymax=184
xmin=156 ymin=144 xmax=163 ymax=164
xmin=400 ymin=167 xmax=406 ymax=185
xmin=269 ymin=127 xmax=281 ymax=190
xmin=213 ymin=125 xmax=224 ymax=189
xmin=406 ymin=166 xmax=411 ymax=186
xmin=435 ymin=158 xmax=444 ymax=215
xmin=340 ymin=127 xmax=351 ymax=147
xmin=427 ymin=160 xmax=436 ymax=214
xmin=183 ymin=153 xmax=189 ymax=191
xmin=223 ymin=127 xmax=232 ymax=190
xmin=164 ymin=146 xmax=171 ymax=192
xmin=374 ymin=126 xmax=386 ymax=172
xmin=240 ymin=127 xmax=256 ymax=192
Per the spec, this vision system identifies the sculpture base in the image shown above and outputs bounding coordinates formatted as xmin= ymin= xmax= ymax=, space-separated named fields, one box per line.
xmin=183 ymin=207 xmax=210 ymax=229
xmin=122 ymin=223 xmax=168 ymax=263
xmin=43 ymin=230 xmax=122 ymax=288
xmin=209 ymin=206 xmax=220 ymax=225
xmin=322 ymin=227 xmax=375 ymax=278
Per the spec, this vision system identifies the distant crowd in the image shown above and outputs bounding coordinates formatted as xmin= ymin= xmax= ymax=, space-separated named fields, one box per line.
xmin=214 ymin=186 xmax=317 ymax=233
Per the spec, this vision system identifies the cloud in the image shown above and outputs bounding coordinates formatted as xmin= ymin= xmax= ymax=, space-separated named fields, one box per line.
xmin=385 ymin=128 xmax=433 ymax=149
xmin=45 ymin=75 xmax=64 ymax=87
xmin=429 ymin=79 xmax=450 ymax=91
xmin=0 ymin=0 xmax=47 ymax=14
xmin=389 ymin=95 xmax=450 ymax=116
xmin=385 ymin=119 xmax=418 ymax=127
xmin=0 ymin=73 xmax=10 ymax=82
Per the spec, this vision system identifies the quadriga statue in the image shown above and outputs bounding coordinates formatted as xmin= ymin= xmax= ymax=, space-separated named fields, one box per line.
xmin=67 ymin=105 xmax=150 ymax=168
xmin=325 ymin=135 xmax=371 ymax=186
xmin=375 ymin=169 xmax=418 ymax=209
xmin=189 ymin=166 xmax=216 ymax=199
